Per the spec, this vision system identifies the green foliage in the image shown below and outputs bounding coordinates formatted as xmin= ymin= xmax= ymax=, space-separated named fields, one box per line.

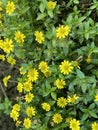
xmin=0 ymin=98 xmax=12 ymax=115
xmin=0 ymin=0 xmax=98 ymax=130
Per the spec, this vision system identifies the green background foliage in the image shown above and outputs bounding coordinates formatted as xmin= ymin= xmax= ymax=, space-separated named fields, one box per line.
xmin=0 ymin=0 xmax=98 ymax=130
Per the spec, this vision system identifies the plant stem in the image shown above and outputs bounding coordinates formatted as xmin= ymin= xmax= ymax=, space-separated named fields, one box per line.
xmin=0 ymin=82 xmax=8 ymax=98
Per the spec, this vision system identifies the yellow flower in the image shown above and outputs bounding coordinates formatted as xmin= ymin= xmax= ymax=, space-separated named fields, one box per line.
xmin=6 ymin=1 xmax=15 ymax=15
xmin=27 ymin=68 xmax=38 ymax=82
xmin=57 ymin=97 xmax=67 ymax=108
xmin=92 ymin=122 xmax=98 ymax=130
xmin=59 ymin=60 xmax=73 ymax=75
xmin=47 ymin=1 xmax=56 ymax=9
xmin=14 ymin=31 xmax=25 ymax=45
xmin=95 ymin=94 xmax=98 ymax=102
xmin=17 ymin=82 xmax=23 ymax=93
xmin=25 ymin=93 xmax=34 ymax=103
xmin=7 ymin=56 xmax=16 ymax=65
xmin=26 ymin=106 xmax=35 ymax=117
xmin=42 ymin=102 xmax=51 ymax=111
xmin=15 ymin=120 xmax=22 ymax=127
xmin=12 ymin=104 xmax=21 ymax=112
xmin=3 ymin=38 xmax=14 ymax=53
xmin=23 ymin=81 xmax=33 ymax=92
xmin=43 ymin=70 xmax=52 ymax=77
xmin=10 ymin=110 xmax=19 ymax=121
xmin=3 ymin=75 xmax=11 ymax=87
xmin=86 ymin=56 xmax=91 ymax=63
xmin=23 ymin=118 xmax=31 ymax=129
xmin=52 ymin=113 xmax=62 ymax=124
xmin=67 ymin=94 xmax=79 ymax=103
xmin=34 ymin=31 xmax=44 ymax=44
xmin=0 ymin=54 xmax=5 ymax=61
xmin=55 ymin=79 xmax=66 ymax=89
xmin=56 ymin=25 xmax=70 ymax=39
xmin=70 ymin=119 xmax=80 ymax=130
xmin=39 ymin=61 xmax=49 ymax=73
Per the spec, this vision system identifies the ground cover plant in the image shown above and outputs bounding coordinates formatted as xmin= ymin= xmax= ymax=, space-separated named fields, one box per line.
xmin=0 ymin=0 xmax=98 ymax=130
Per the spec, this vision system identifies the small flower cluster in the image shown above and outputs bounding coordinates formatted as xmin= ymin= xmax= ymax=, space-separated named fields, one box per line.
xmin=10 ymin=103 xmax=35 ymax=129
xmin=1 ymin=1 xmax=98 ymax=129
xmin=39 ymin=61 xmax=52 ymax=77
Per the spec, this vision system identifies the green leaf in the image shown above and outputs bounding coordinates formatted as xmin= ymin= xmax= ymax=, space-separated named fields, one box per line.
xmin=15 ymin=48 xmax=25 ymax=59
xmin=76 ymin=69 xmax=85 ymax=79
xmin=81 ymin=84 xmax=87 ymax=93
xmin=89 ymin=103 xmax=95 ymax=110
xmin=73 ymin=0 xmax=79 ymax=4
xmin=36 ymin=13 xmax=46 ymax=20
xmin=0 ymin=104 xmax=5 ymax=110
xmin=51 ymin=92 xmax=57 ymax=100
xmin=48 ymin=10 xmax=53 ymax=18
xmin=39 ymin=3 xmax=45 ymax=13
xmin=89 ymin=111 xmax=97 ymax=118
xmin=21 ymin=6 xmax=30 ymax=14
xmin=82 ymin=114 xmax=88 ymax=121
xmin=92 ymin=47 xmax=98 ymax=53
xmin=45 ymin=80 xmax=51 ymax=90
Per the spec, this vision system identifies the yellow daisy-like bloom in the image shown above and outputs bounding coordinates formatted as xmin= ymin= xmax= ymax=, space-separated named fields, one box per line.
xmin=3 ymin=75 xmax=11 ymax=87
xmin=52 ymin=113 xmax=62 ymax=124
xmin=59 ymin=60 xmax=73 ymax=75
xmin=92 ymin=122 xmax=98 ymax=130
xmin=10 ymin=110 xmax=19 ymax=121
xmin=56 ymin=25 xmax=70 ymax=39
xmin=3 ymin=38 xmax=14 ymax=53
xmin=26 ymin=106 xmax=35 ymax=117
xmin=70 ymin=119 xmax=80 ymax=130
xmin=0 ymin=54 xmax=5 ymax=61
xmin=34 ymin=31 xmax=44 ymax=44
xmin=6 ymin=1 xmax=15 ymax=15
xmin=95 ymin=94 xmax=98 ymax=102
xmin=23 ymin=81 xmax=33 ymax=92
xmin=47 ymin=1 xmax=56 ymax=9
xmin=12 ymin=104 xmax=21 ymax=112
xmin=23 ymin=118 xmax=31 ymax=129
xmin=27 ymin=68 xmax=39 ymax=82
xmin=14 ymin=31 xmax=25 ymax=45
xmin=17 ymin=82 xmax=23 ymax=93
xmin=25 ymin=93 xmax=34 ymax=103
xmin=57 ymin=97 xmax=67 ymax=108
xmin=42 ymin=102 xmax=51 ymax=111
xmin=55 ymin=79 xmax=66 ymax=89
xmin=7 ymin=56 xmax=16 ymax=65
xmin=67 ymin=94 xmax=79 ymax=103
xmin=43 ymin=70 xmax=52 ymax=77
xmin=39 ymin=61 xmax=49 ymax=73
xmin=15 ymin=120 xmax=22 ymax=127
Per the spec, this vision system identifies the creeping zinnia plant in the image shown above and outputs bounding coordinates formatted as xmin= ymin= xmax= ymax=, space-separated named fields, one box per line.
xmin=0 ymin=0 xmax=98 ymax=129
